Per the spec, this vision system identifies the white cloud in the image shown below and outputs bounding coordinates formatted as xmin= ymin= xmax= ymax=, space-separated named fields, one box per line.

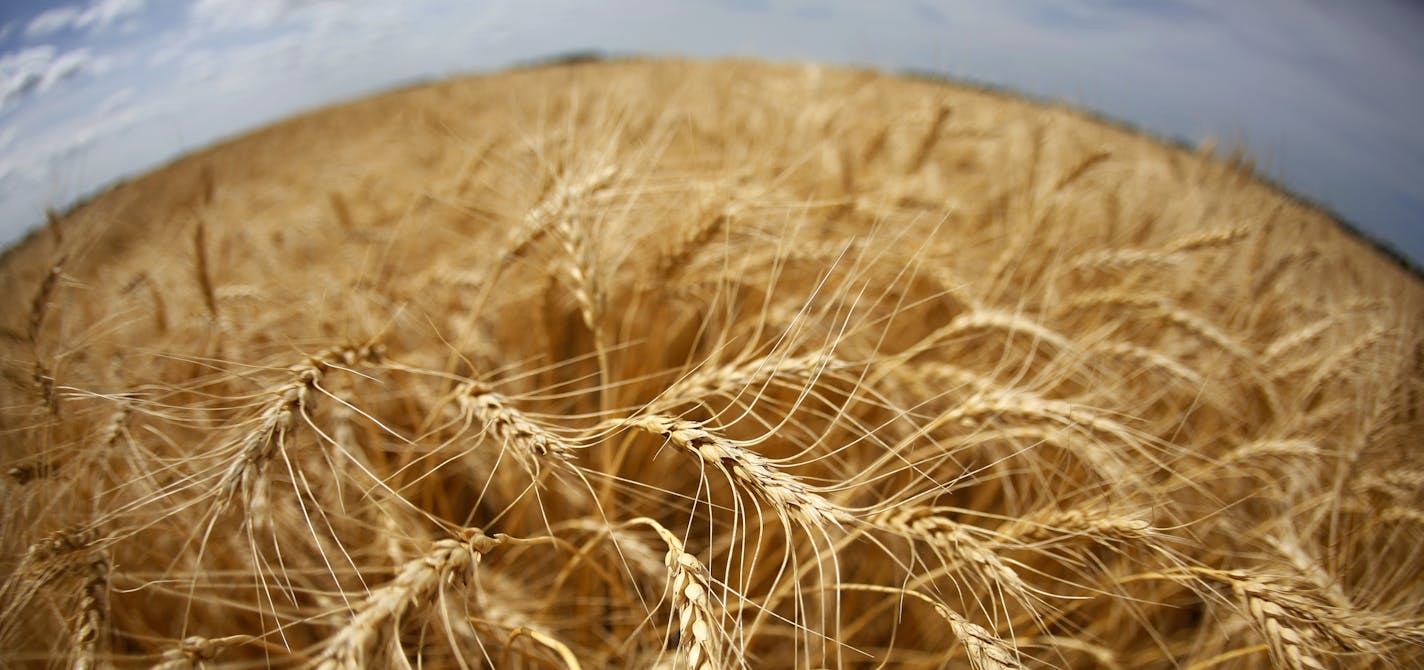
xmin=166 ymin=2 xmax=439 ymax=96
xmin=79 ymin=0 xmax=146 ymax=32
xmin=0 ymin=45 xmax=104 ymax=111
xmin=191 ymin=0 xmax=341 ymax=31
xmin=174 ymin=48 xmax=218 ymax=85
xmin=96 ymin=87 xmax=136 ymax=115
xmin=40 ymin=48 xmax=92 ymax=91
xmin=24 ymin=0 xmax=145 ymax=37
xmin=25 ymin=7 xmax=81 ymax=37
xmin=148 ymin=28 xmax=201 ymax=67
xmin=1 ymin=46 xmax=57 ymax=110
xmin=175 ymin=33 xmax=305 ymax=94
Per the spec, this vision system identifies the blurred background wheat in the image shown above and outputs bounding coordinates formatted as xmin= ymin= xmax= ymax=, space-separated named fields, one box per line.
xmin=1 ymin=59 xmax=1421 ymax=669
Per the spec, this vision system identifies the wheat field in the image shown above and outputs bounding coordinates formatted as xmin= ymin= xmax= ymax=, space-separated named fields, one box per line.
xmin=1 ymin=58 xmax=1421 ymax=669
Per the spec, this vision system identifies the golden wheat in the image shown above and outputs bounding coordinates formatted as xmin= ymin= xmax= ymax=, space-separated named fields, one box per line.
xmin=1 ymin=58 xmax=1420 ymax=669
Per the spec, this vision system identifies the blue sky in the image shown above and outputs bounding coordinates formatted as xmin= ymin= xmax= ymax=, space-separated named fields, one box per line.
xmin=1 ymin=0 xmax=1422 ymax=265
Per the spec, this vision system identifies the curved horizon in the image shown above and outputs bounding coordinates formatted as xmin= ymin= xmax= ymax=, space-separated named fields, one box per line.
xmin=2 ymin=1 xmax=1422 ymax=265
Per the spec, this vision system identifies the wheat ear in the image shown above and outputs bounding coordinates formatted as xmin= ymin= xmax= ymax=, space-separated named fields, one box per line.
xmin=1235 ymin=578 xmax=1330 ymax=670
xmin=218 ymin=344 xmax=381 ymax=518
xmin=1164 ymin=225 xmax=1249 ymax=253
xmin=73 ymin=550 xmax=111 ymax=670
xmin=503 ymin=627 xmax=584 ymax=670
xmin=652 ymin=351 xmax=849 ymax=410
xmin=1157 ymin=568 xmax=1395 ymax=669
xmin=631 ymin=518 xmax=736 ymax=670
xmin=874 ymin=507 xmax=1031 ymax=604
xmin=554 ymin=201 xmax=604 ymax=347
xmin=501 ymin=165 xmax=618 ymax=266
xmin=1054 ymin=150 xmax=1112 ymax=190
xmin=623 ymin=415 xmax=853 ymax=529
xmin=1068 ymin=248 xmax=1183 ymax=275
xmin=314 ymin=528 xmax=507 ymax=670
xmin=153 ymin=635 xmax=262 ymax=669
xmin=656 ymin=201 xmax=736 ymax=278
xmin=922 ymin=309 xmax=1073 ymax=352
xmin=454 ymin=380 xmax=579 ymax=476
xmin=999 ymin=506 xmax=1155 ymax=546
xmin=0 ymin=527 xmax=108 ymax=665
xmin=926 ymin=390 xmax=1138 ymax=483
xmin=840 ymin=584 xmax=1024 ymax=670
xmin=27 ymin=257 xmax=64 ymax=412
xmin=27 ymin=257 xmax=64 ymax=345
